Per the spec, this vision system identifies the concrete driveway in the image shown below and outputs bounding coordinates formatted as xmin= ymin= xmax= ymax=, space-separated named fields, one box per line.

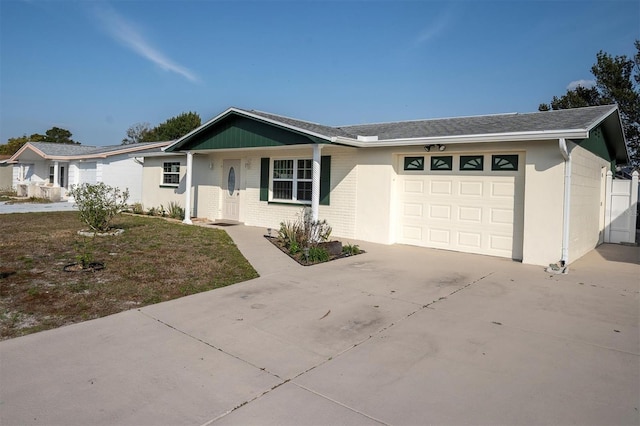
xmin=1 ymin=225 xmax=638 ymax=426
xmin=0 ymin=200 xmax=77 ymax=214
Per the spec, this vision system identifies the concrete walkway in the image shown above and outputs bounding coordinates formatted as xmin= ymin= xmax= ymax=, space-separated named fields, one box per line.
xmin=1 ymin=225 xmax=638 ymax=425
xmin=0 ymin=200 xmax=77 ymax=214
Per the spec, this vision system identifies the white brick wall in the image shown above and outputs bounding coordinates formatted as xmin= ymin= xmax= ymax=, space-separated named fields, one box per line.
xmin=157 ymin=147 xmax=361 ymax=239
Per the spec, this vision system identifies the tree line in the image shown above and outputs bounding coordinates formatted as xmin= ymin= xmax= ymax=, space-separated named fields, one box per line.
xmin=0 ymin=112 xmax=201 ymax=156
xmin=539 ymin=40 xmax=639 ymax=167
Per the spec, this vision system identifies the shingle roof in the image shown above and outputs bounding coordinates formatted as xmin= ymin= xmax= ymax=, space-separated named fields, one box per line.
xmin=166 ymin=104 xmax=626 ymax=162
xmin=24 ymin=141 xmax=171 ymax=158
xmin=29 ymin=142 xmax=98 ymax=156
xmin=237 ymin=108 xmax=355 ymax=139
xmin=338 ymin=105 xmax=616 ymax=140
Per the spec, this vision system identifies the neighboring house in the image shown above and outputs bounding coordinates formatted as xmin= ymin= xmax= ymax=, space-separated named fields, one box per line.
xmin=0 ymin=155 xmax=13 ymax=190
xmin=10 ymin=141 xmax=170 ymax=203
xmin=142 ymin=105 xmax=628 ymax=267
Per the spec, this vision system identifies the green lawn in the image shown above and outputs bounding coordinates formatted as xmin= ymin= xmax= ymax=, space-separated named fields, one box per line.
xmin=0 ymin=212 xmax=258 ymax=340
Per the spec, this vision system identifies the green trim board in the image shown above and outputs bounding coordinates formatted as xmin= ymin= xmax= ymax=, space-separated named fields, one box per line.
xmin=320 ymin=155 xmax=330 ymax=206
xmin=260 ymin=158 xmax=270 ymax=201
xmin=168 ymin=114 xmax=327 ymax=152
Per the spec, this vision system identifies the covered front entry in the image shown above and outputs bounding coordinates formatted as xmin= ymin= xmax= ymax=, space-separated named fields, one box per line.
xmin=223 ymin=159 xmax=241 ymax=221
xmin=396 ymin=153 xmax=525 ymax=259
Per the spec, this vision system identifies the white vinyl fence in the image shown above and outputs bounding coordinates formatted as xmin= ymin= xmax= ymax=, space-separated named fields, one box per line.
xmin=605 ymin=170 xmax=639 ymax=244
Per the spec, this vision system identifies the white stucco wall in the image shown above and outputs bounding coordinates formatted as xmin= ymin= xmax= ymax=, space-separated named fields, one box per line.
xmin=100 ymin=155 xmax=144 ymax=203
xmin=204 ymin=146 xmax=359 ymax=240
xmin=141 ymin=156 xmax=187 ymax=211
xmin=0 ymin=164 xmax=14 ymax=190
xmin=140 ymin=139 xmax=611 ymax=267
xmin=567 ymin=142 xmax=609 ymax=263
xmin=518 ymin=141 xmax=566 ymax=266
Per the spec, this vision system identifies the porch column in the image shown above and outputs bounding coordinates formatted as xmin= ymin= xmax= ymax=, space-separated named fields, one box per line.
xmin=311 ymin=144 xmax=323 ymax=221
xmin=183 ymin=152 xmax=193 ymax=225
xmin=53 ymin=161 xmax=60 ymax=187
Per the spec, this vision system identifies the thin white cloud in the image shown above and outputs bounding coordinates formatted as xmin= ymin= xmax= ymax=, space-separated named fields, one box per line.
xmin=413 ymin=9 xmax=452 ymax=47
xmin=567 ymin=79 xmax=596 ymax=90
xmin=92 ymin=4 xmax=198 ymax=83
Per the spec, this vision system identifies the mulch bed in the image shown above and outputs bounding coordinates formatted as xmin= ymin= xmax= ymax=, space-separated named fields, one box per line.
xmin=265 ymin=236 xmax=364 ymax=266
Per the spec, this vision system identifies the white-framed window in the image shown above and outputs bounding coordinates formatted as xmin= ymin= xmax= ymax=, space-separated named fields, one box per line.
xmin=49 ymin=165 xmax=55 ymax=184
xmin=272 ymin=158 xmax=312 ymax=202
xmin=162 ymin=162 xmax=180 ymax=186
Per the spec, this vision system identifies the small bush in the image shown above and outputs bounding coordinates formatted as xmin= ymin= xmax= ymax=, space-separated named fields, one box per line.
xmin=306 ymin=246 xmax=329 ymax=263
xmin=342 ymin=243 xmax=361 ymax=256
xmin=69 ymin=183 xmax=129 ymax=232
xmin=166 ymin=201 xmax=184 ymax=220
xmin=131 ymin=203 xmax=144 ymax=215
xmin=277 ymin=207 xmax=332 ymax=252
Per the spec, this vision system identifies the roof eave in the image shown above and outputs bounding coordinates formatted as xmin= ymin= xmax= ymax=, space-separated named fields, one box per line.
xmin=333 ymin=129 xmax=590 ymax=147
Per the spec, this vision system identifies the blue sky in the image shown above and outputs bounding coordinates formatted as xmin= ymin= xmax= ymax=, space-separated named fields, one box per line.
xmin=1 ymin=0 xmax=638 ymax=146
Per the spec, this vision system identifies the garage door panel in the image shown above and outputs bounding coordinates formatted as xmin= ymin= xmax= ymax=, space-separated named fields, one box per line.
xmin=459 ymin=181 xmax=483 ymax=196
xmin=428 ymin=228 xmax=450 ymax=244
xmin=401 ymin=225 xmax=423 ymax=240
xmin=397 ymin=154 xmax=524 ymax=259
xmin=458 ymin=206 xmax=482 ymax=222
xmin=490 ymin=234 xmax=513 ymax=252
xmin=403 ymin=203 xmax=423 ymax=217
xmin=404 ymin=179 xmax=424 ymax=193
xmin=429 ymin=204 xmax=451 ymax=220
xmin=490 ymin=208 xmax=514 ymax=225
xmin=491 ymin=181 xmax=515 ymax=198
xmin=430 ymin=180 xmax=452 ymax=195
xmin=457 ymin=231 xmax=482 ymax=248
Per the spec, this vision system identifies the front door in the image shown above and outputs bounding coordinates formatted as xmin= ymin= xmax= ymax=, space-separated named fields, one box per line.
xmin=223 ymin=159 xmax=240 ymax=221
xmin=59 ymin=166 xmax=66 ymax=188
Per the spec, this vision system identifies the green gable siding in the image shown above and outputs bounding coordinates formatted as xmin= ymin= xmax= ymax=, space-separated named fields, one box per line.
xmin=574 ymin=125 xmax=613 ymax=162
xmin=175 ymin=115 xmax=323 ymax=151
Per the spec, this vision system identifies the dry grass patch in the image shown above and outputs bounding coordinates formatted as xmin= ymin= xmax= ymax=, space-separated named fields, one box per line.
xmin=0 ymin=212 xmax=258 ymax=340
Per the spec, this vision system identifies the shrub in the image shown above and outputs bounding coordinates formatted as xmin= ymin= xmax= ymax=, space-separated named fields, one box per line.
xmin=69 ymin=183 xmax=129 ymax=232
xmin=131 ymin=202 xmax=144 ymax=215
xmin=277 ymin=207 xmax=332 ymax=254
xmin=342 ymin=243 xmax=361 ymax=256
xmin=306 ymin=246 xmax=330 ymax=262
xmin=166 ymin=201 xmax=184 ymax=220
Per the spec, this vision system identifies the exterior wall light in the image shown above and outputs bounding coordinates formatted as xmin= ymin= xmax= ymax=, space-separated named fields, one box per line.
xmin=424 ymin=144 xmax=446 ymax=152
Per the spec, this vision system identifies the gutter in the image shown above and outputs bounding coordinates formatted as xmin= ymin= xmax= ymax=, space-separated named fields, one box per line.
xmin=331 ymin=129 xmax=590 ymax=148
xmin=559 ymin=138 xmax=571 ymax=267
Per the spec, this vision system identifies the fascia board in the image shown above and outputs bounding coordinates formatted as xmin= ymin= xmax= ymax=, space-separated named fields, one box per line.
xmin=132 ymin=151 xmax=186 ymax=158
xmin=333 ymin=129 xmax=590 ymax=147
xmin=10 ymin=143 xmax=46 ymax=161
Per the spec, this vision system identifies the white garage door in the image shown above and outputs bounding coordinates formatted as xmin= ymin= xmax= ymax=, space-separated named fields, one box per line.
xmin=397 ymin=153 xmax=524 ymax=259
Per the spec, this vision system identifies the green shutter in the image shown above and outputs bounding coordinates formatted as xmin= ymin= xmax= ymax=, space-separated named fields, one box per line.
xmin=320 ymin=155 xmax=331 ymax=206
xmin=260 ymin=157 xmax=269 ymax=201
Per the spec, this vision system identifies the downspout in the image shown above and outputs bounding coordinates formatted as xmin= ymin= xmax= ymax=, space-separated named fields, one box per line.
xmin=559 ymin=138 xmax=571 ymax=266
